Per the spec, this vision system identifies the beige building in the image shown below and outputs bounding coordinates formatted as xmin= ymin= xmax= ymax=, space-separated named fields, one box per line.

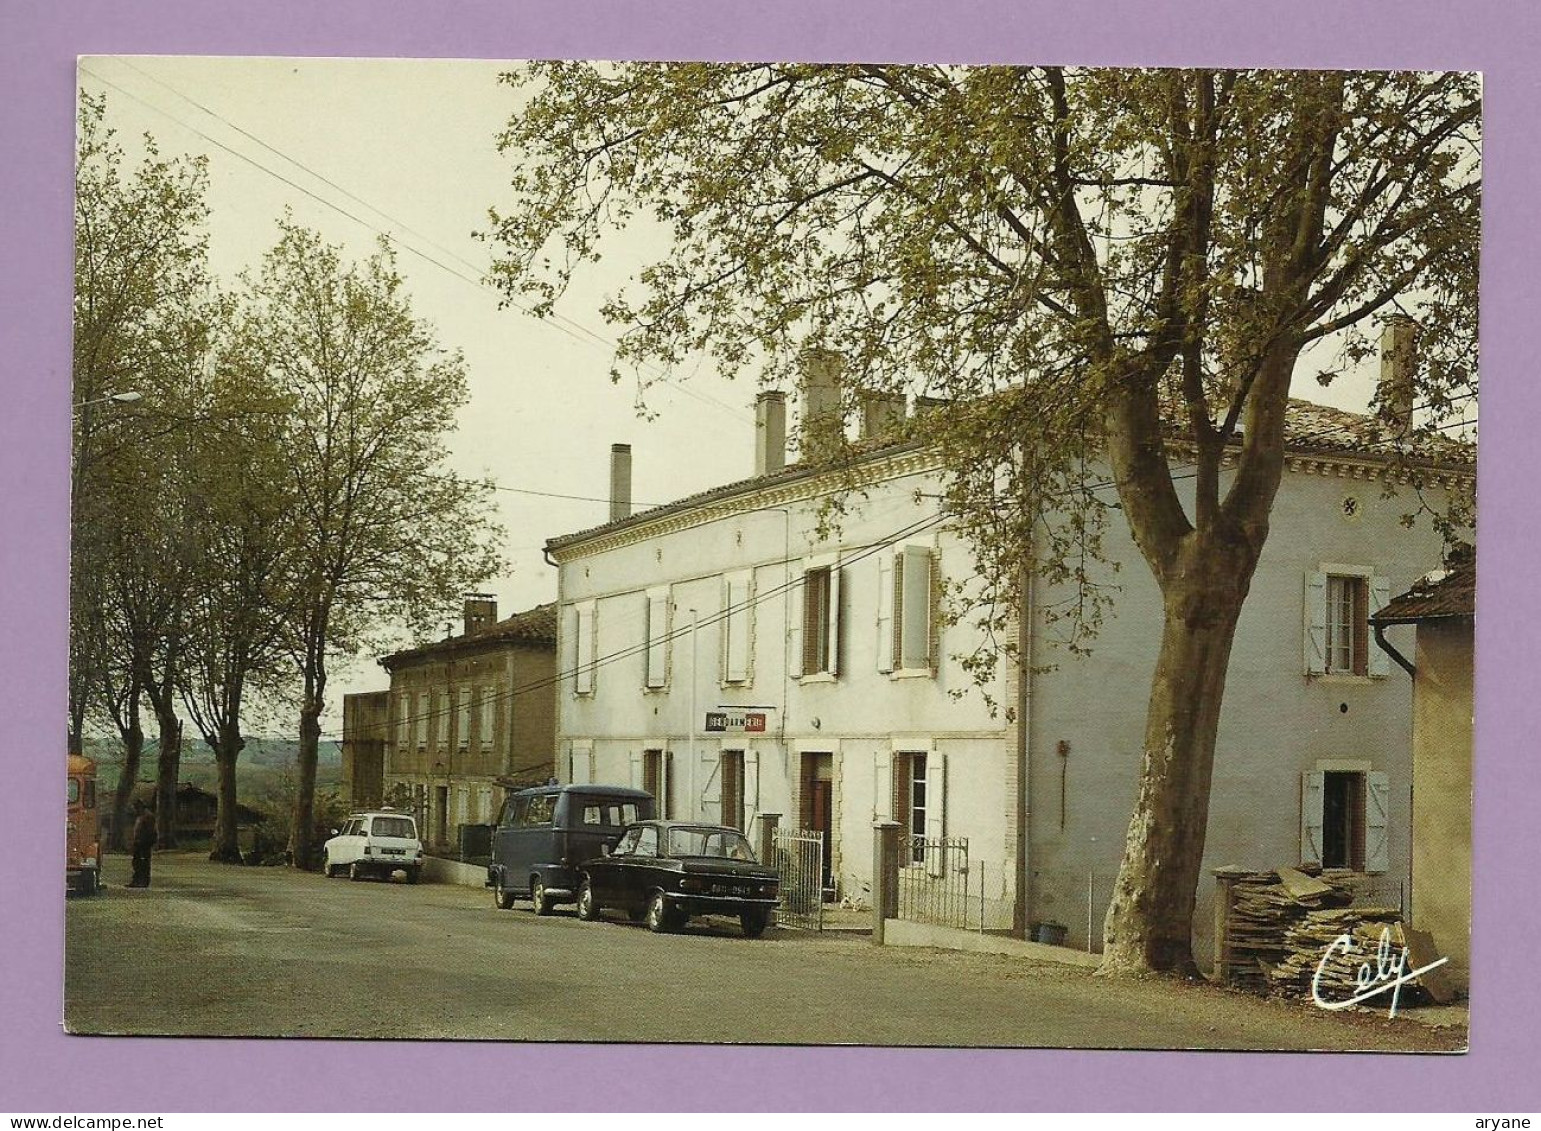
xmin=372 ymin=597 xmax=557 ymax=848
xmin=1372 ymin=553 xmax=1475 ymax=991
xmin=340 ymin=690 xmax=389 ymax=810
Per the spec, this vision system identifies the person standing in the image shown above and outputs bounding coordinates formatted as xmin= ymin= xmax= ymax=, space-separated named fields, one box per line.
xmin=128 ymin=800 xmax=156 ymax=888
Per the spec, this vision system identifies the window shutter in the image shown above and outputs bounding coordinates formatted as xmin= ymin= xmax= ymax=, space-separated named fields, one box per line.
xmin=575 ymin=604 xmax=595 ymax=694
xmin=570 ymin=743 xmax=593 ymax=785
xmin=1367 ymin=577 xmax=1392 ymax=678
xmin=415 ymin=692 xmax=429 ymax=748
xmin=479 ymin=688 xmax=494 ymax=749
xmin=663 ymin=751 xmax=674 ymax=820
xmin=827 ymin=565 xmax=842 ymax=676
xmin=876 ymin=554 xmax=895 ymax=674
xmin=925 ymin=751 xmax=947 ymax=877
xmin=788 ymin=572 xmax=805 ymax=679
xmin=1304 ymin=572 xmax=1328 ymax=675
xmin=629 ymin=751 xmax=643 ymax=791
xmin=725 ymin=574 xmax=751 ymax=683
xmin=928 ymin=548 xmax=943 ymax=669
xmin=1365 ymin=771 xmax=1391 ymax=873
xmin=900 ymin=545 xmax=932 ymax=670
xmin=699 ymin=749 xmax=721 ymax=822
xmin=1300 ymin=770 xmax=1325 ymax=864
xmin=456 ymin=688 xmax=470 ymax=750
xmin=396 ymin=694 xmax=410 ymax=750
xmin=645 ymin=592 xmax=669 ymax=688
xmin=874 ymin=750 xmax=893 ymax=820
xmin=744 ymin=749 xmax=760 ymax=829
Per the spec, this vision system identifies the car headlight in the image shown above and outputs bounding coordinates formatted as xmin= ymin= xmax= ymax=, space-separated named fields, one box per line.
xmin=679 ymin=877 xmax=703 ymax=893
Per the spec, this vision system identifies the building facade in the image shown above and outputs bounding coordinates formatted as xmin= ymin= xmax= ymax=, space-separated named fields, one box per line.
xmin=545 ymin=355 xmax=1470 ymax=965
xmin=377 ymin=598 xmax=558 ymax=848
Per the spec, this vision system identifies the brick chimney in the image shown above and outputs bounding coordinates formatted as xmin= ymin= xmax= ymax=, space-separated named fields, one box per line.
xmin=755 ymin=391 xmax=787 ymax=476
xmin=799 ymin=349 xmax=844 ymax=459
xmin=463 ymin=593 xmax=497 ymax=636
xmin=609 ymin=443 xmax=633 ymax=523
xmin=858 ymin=389 xmax=907 ymax=440
xmin=1378 ymin=316 xmax=1417 ymax=435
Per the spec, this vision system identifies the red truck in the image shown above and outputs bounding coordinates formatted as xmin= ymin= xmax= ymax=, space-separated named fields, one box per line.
xmin=67 ymin=753 xmax=102 ymax=896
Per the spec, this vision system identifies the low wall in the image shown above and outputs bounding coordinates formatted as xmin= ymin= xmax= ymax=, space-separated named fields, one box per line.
xmin=424 ymin=856 xmax=488 ymax=887
xmin=881 ymin=919 xmax=1101 ymax=968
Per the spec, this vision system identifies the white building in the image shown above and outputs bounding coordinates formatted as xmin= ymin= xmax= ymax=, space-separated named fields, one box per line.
xmin=544 ymin=341 xmax=1469 ymax=963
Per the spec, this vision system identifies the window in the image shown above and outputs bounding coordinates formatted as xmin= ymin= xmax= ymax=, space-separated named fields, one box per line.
xmin=794 ymin=564 xmax=840 ymax=677
xmin=519 ymin=794 xmax=556 ymax=827
xmin=414 ymin=691 xmax=429 ymax=749
xmin=721 ymin=572 xmax=754 ymax=684
xmin=396 ymin=693 xmax=410 ymax=751
xmin=573 ymin=602 xmax=596 ymax=694
xmin=883 ymin=749 xmax=948 ymax=876
xmin=478 ymin=687 xmax=495 ymax=749
xmin=456 ymin=688 xmax=471 ymax=750
xmin=720 ymin=750 xmax=745 ymax=831
xmin=1305 ymin=569 xmax=1390 ymax=677
xmin=893 ymin=752 xmax=929 ymax=863
xmin=370 ymin=816 xmax=416 ymax=839
xmin=613 ymin=826 xmax=642 ymax=856
xmin=579 ymin=802 xmax=642 ymax=827
xmin=1302 ymin=768 xmax=1390 ymax=873
xmin=878 ymin=546 xmax=938 ymax=673
xmin=634 ymin=825 xmax=660 ymax=857
xmin=643 ymin=749 xmax=672 ymax=819
xmin=644 ymin=589 xmax=670 ymax=689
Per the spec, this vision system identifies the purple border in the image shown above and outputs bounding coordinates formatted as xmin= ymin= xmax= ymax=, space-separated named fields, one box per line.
xmin=2 ymin=0 xmax=1534 ymax=1113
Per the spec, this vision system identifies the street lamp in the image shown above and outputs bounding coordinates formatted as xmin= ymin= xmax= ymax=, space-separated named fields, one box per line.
xmin=73 ymin=390 xmax=144 ymax=413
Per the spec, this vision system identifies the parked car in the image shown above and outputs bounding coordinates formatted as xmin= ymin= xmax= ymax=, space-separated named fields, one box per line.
xmin=576 ymin=820 xmax=780 ymax=937
xmin=66 ymin=753 xmax=101 ymax=897
xmin=321 ymin=810 xmax=424 ymax=883
xmin=488 ymin=784 xmax=654 ymax=913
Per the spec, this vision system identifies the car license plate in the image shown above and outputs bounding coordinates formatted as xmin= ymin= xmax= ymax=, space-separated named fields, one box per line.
xmin=382 ymin=848 xmax=405 ymax=855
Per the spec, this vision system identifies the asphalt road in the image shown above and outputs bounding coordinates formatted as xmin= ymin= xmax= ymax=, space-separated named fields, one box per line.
xmin=65 ymin=852 xmax=1463 ymax=1050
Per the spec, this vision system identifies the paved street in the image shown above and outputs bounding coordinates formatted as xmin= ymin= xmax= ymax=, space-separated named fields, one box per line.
xmin=65 ymin=852 xmax=1462 ymax=1050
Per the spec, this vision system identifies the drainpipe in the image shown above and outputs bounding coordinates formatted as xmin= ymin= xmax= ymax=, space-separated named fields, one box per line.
xmin=1372 ymin=622 xmax=1417 ymax=678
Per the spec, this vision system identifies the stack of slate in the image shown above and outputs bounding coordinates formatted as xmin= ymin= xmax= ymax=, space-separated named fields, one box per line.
xmin=1267 ymin=907 xmax=1454 ymax=1006
xmin=1219 ymin=866 xmax=1351 ymax=993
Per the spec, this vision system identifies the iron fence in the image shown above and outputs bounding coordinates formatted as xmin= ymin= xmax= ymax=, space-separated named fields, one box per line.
xmin=772 ymin=826 xmax=825 ymax=930
xmin=896 ymin=834 xmax=972 ymax=930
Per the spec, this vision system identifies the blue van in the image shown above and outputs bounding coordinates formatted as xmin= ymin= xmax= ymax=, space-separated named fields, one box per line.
xmin=488 ymin=784 xmax=655 ymax=914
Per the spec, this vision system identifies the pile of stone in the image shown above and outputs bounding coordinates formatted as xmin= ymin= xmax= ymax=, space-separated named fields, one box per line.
xmin=1216 ymin=865 xmax=1353 ymax=993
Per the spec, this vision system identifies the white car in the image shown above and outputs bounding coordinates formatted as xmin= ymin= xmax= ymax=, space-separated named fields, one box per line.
xmin=321 ymin=810 xmax=425 ymax=883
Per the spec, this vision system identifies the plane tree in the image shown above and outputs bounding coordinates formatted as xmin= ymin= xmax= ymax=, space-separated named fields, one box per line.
xmin=483 ymin=65 xmax=1479 ymax=975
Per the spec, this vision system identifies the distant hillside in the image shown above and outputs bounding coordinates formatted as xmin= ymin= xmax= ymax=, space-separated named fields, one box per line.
xmin=84 ymin=736 xmax=342 ymax=773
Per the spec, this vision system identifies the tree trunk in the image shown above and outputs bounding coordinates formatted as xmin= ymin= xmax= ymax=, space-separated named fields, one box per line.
xmin=154 ymin=712 xmax=183 ymax=848
xmin=289 ymin=701 xmax=323 ymax=869
xmin=108 ymin=717 xmax=145 ymax=853
xmin=1099 ymin=541 xmax=1254 ymax=977
xmin=210 ymin=726 xmax=245 ymax=863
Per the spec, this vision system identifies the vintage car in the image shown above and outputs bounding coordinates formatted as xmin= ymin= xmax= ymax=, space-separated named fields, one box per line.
xmin=575 ymin=820 xmax=779 ymax=937
xmin=489 ymin=784 xmax=654 ymax=914
xmin=321 ymin=809 xmax=425 ymax=882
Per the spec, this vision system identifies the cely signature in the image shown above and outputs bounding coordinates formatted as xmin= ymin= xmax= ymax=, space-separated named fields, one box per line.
xmin=1311 ymin=926 xmax=1449 ymax=1019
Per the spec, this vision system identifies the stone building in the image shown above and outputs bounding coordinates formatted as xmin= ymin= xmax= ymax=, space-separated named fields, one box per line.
xmin=543 ymin=332 xmax=1471 ymax=966
xmin=375 ymin=597 xmax=557 ymax=849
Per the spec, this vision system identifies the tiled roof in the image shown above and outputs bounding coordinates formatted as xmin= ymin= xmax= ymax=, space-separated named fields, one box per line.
xmin=381 ymin=601 xmax=557 ymax=667
xmin=547 ymin=395 xmax=1473 ymax=554
xmin=1372 ymin=556 xmax=1476 ymax=624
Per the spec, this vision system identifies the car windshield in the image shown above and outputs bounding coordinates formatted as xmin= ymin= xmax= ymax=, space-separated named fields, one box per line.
xmin=666 ymin=827 xmax=756 ymax=861
xmin=371 ymin=817 xmax=416 ymax=839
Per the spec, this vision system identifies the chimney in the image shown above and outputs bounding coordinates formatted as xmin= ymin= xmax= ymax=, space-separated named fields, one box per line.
xmin=858 ymin=389 xmax=907 ymax=441
xmin=799 ymin=349 xmax=845 ymax=459
xmin=463 ymin=593 xmax=497 ymax=636
xmin=1378 ymin=316 xmax=1417 ymax=435
xmin=755 ymin=391 xmax=787 ymax=476
xmin=609 ymin=443 xmax=633 ymax=523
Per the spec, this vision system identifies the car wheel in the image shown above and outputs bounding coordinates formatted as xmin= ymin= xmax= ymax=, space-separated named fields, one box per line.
xmin=320 ymin=852 xmax=332 ymax=878
xmin=494 ymin=878 xmax=515 ymax=911
xmin=76 ymin=870 xmax=97 ymax=897
xmin=645 ymin=891 xmax=673 ymax=933
xmin=530 ymin=876 xmax=551 ymax=916
xmin=740 ymin=908 xmax=771 ymax=938
xmin=349 ymin=861 xmax=365 ymax=882
xmin=576 ymin=879 xmax=599 ymax=921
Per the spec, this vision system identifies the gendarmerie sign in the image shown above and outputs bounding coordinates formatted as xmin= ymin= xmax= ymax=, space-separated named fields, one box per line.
xmin=703 ymin=710 xmax=767 ymax=733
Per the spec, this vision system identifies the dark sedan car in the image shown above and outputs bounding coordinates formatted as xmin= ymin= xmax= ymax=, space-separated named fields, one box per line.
xmin=576 ymin=820 xmax=780 ymax=937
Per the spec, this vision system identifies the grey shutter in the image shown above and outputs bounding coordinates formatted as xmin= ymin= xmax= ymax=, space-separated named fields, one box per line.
xmin=699 ymin=749 xmax=721 ymax=823
xmin=876 ymin=554 xmax=896 ymax=674
xmin=744 ymin=749 xmax=760 ymax=831
xmin=1304 ymin=572 xmax=1328 ymax=675
xmin=629 ymin=751 xmax=643 ymax=791
xmin=1368 ymin=576 xmax=1392 ymax=678
xmin=900 ymin=545 xmax=932 ymax=670
xmin=645 ymin=593 xmax=668 ymax=688
xmin=726 ymin=574 xmax=751 ymax=683
xmin=788 ymin=571 xmax=804 ymax=679
xmin=1365 ymin=771 xmax=1391 ymax=873
xmin=874 ymin=750 xmax=893 ymax=820
xmin=827 ymin=564 xmax=842 ymax=676
xmin=924 ymin=751 xmax=947 ymax=877
xmin=1301 ymin=770 xmax=1325 ymax=864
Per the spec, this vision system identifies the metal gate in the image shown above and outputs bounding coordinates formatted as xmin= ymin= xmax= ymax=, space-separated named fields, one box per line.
xmin=772 ymin=826 xmax=825 ymax=930
xmin=896 ymin=834 xmax=971 ymax=930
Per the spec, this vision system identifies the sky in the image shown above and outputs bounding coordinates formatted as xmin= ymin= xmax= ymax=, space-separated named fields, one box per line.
xmin=75 ymin=56 xmax=1455 ymax=733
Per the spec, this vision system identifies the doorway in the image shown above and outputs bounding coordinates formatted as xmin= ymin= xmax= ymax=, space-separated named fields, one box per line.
xmin=800 ymin=752 xmax=834 ymax=895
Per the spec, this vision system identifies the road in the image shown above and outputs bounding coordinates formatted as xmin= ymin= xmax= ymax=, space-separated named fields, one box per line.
xmin=65 ymin=852 xmax=1463 ymax=1050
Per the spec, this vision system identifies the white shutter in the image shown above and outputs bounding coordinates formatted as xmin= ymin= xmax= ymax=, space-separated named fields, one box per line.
xmin=1304 ymin=572 xmax=1328 ymax=675
xmin=699 ymin=749 xmax=721 ymax=822
xmin=1365 ymin=771 xmax=1391 ymax=873
xmin=629 ymin=751 xmax=643 ymax=791
xmin=876 ymin=554 xmax=896 ymax=674
xmin=901 ymin=545 xmax=932 ymax=670
xmin=1368 ymin=576 xmax=1392 ymax=678
xmin=928 ymin=548 xmax=943 ymax=669
xmin=1301 ymin=770 xmax=1325 ymax=864
xmin=827 ymin=564 xmax=842 ymax=676
xmin=415 ymin=692 xmax=429 ymax=747
xmin=788 ymin=572 xmax=805 ymax=679
xmin=456 ymin=688 xmax=471 ymax=749
xmin=575 ymin=604 xmax=595 ymax=694
xmin=725 ymin=573 xmax=751 ymax=683
xmin=874 ymin=750 xmax=893 ymax=821
xmin=479 ymin=688 xmax=495 ymax=749
xmin=924 ymin=752 xmax=947 ymax=877
xmin=645 ymin=592 xmax=669 ymax=688
xmin=570 ymin=744 xmax=593 ymax=785
xmin=744 ymin=749 xmax=760 ymax=827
